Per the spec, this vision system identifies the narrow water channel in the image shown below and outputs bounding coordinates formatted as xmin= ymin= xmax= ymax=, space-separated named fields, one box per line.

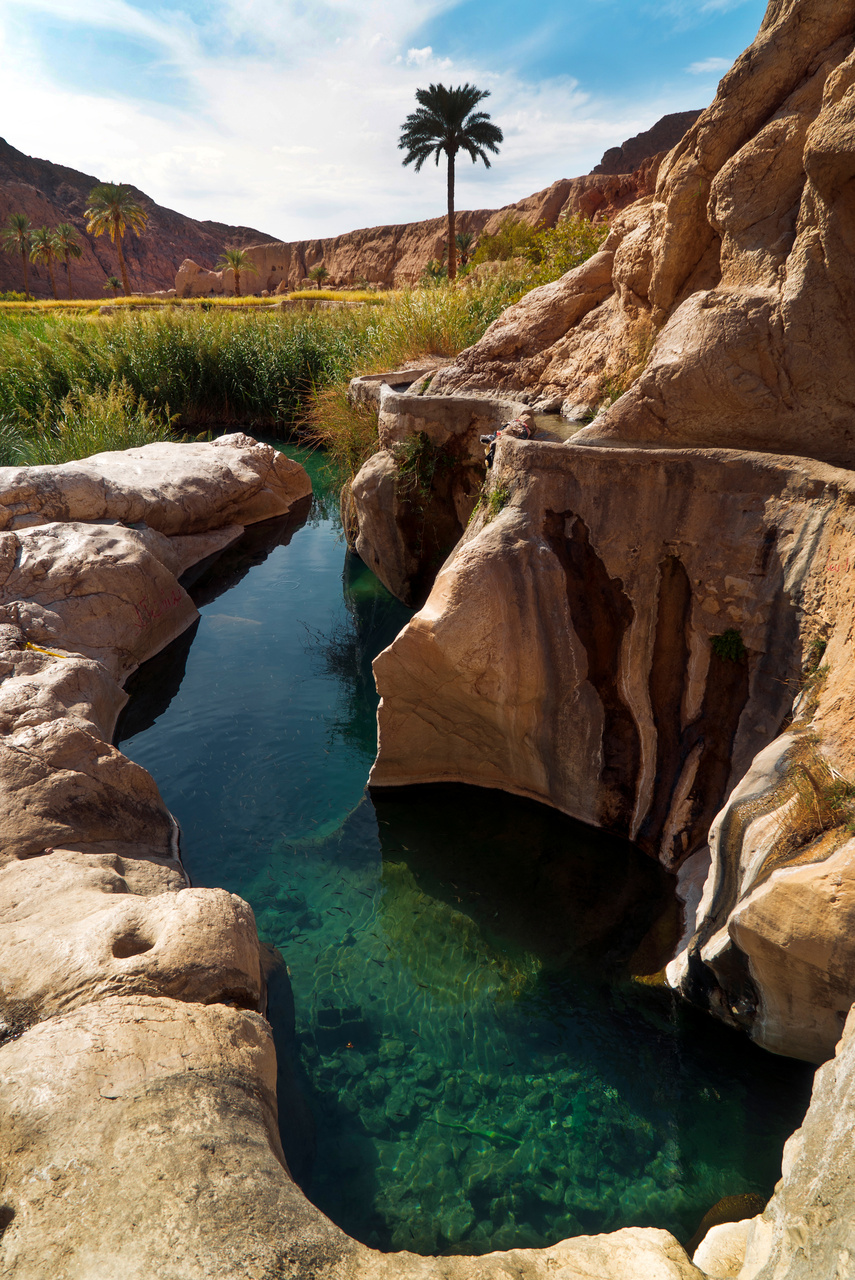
xmin=117 ymin=445 xmax=813 ymax=1256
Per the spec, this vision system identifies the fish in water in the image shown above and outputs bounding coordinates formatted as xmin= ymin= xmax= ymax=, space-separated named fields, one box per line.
xmin=434 ymin=1112 xmax=522 ymax=1149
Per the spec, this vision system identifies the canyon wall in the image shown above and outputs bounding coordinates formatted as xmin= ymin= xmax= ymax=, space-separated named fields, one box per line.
xmin=0 ymin=137 xmax=272 ymax=299
xmin=352 ymin=0 xmax=855 ymax=1068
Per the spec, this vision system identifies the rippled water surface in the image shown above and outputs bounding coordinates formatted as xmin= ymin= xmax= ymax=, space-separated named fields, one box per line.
xmin=118 ymin=445 xmax=813 ymax=1255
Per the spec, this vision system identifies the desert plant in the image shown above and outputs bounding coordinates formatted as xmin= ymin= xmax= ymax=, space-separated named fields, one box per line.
xmin=85 ymin=182 xmax=149 ymax=296
xmin=25 ymin=381 xmax=175 ymax=464
xmin=103 ymin=276 xmax=122 ymax=296
xmin=399 ymin=83 xmax=503 ymax=280
xmin=455 ymin=231 xmax=475 ymax=267
xmin=216 ymin=247 xmax=259 ymax=298
xmin=2 ymin=213 xmax=32 ymax=300
xmin=309 ymin=264 xmax=329 ymax=289
xmin=29 ymin=227 xmax=61 ymax=300
xmin=394 ymin=431 xmax=453 ymax=500
xmin=54 ymin=223 xmax=83 ymax=300
xmin=772 ymin=740 xmax=855 ymax=857
xmin=711 ymin=629 xmax=747 ymax=662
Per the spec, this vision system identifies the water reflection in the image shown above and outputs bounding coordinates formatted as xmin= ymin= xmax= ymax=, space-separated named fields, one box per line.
xmin=118 ymin=445 xmax=814 ymax=1258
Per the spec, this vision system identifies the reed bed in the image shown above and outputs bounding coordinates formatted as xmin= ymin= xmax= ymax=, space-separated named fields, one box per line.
xmin=0 ymin=275 xmax=518 ymax=465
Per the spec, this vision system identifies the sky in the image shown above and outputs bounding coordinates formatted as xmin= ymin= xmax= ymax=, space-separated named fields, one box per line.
xmin=0 ymin=0 xmax=768 ymax=241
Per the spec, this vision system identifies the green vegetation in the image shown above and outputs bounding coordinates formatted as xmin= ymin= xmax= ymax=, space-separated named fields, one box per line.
xmin=309 ymin=264 xmax=329 ymax=288
xmin=399 ymin=82 xmax=503 ymax=281
xmin=54 ymin=223 xmax=82 ymax=300
xmin=394 ymin=431 xmax=453 ymax=500
xmin=485 ymin=482 xmax=511 ymax=520
xmin=2 ymin=213 xmax=32 ymax=301
xmin=470 ymin=212 xmax=609 ymax=292
xmin=29 ymin=227 xmax=61 ymax=301
xmin=772 ymin=738 xmax=855 ymax=857
xmin=0 ymin=274 xmax=520 ymax=466
xmin=710 ymin=629 xmax=747 ymax=662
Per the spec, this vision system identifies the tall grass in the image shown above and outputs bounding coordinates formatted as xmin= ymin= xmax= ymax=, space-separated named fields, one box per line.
xmin=0 ymin=269 xmax=537 ymax=468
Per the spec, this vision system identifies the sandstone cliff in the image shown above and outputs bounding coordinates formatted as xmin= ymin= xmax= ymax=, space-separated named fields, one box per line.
xmin=350 ymin=0 xmax=855 ymax=1074
xmin=0 ymin=137 xmax=273 ymax=298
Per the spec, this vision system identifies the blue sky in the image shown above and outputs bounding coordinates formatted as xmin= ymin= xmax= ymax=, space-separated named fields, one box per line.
xmin=0 ymin=0 xmax=767 ymax=239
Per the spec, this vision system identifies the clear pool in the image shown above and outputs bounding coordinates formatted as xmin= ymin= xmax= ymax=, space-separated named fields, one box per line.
xmin=117 ymin=445 xmax=813 ymax=1256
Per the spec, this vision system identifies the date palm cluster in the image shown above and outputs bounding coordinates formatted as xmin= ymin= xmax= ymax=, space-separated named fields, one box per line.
xmin=2 ymin=182 xmax=149 ymax=300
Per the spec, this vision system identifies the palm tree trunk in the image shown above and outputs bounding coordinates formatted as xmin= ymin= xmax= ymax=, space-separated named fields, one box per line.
xmin=47 ymin=258 xmax=58 ymax=301
xmin=115 ymin=231 xmax=131 ymax=296
xmin=234 ymin=269 xmax=241 ymax=297
xmin=65 ymin=253 xmax=73 ymax=300
xmin=447 ymin=148 xmax=457 ymax=281
xmin=20 ymin=247 xmax=30 ymax=301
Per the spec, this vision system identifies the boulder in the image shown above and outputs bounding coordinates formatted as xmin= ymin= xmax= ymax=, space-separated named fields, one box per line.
xmin=0 ymin=433 xmax=312 ymax=535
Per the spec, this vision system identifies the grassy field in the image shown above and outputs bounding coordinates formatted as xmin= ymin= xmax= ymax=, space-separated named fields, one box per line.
xmin=0 ymin=278 xmax=519 ymax=466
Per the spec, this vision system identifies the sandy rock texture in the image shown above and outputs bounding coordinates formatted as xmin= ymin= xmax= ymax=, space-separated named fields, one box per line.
xmin=369 ymin=434 xmax=855 ymax=1062
xmin=433 ymin=0 xmax=855 ymax=467
xmin=349 ymin=382 xmax=528 ymax=606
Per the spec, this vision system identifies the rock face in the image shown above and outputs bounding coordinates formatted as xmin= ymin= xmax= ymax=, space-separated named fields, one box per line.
xmin=432 ymin=1 xmax=855 ymax=469
xmin=0 ymin=136 xmax=273 ymax=299
xmin=700 ymin=1005 xmax=855 ymax=1279
xmin=593 ymin=111 xmax=704 ymax=175
xmin=350 ymin=381 xmax=528 ymax=607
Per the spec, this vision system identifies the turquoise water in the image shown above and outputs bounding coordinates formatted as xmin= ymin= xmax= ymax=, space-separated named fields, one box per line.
xmin=117 ymin=445 xmax=813 ymax=1255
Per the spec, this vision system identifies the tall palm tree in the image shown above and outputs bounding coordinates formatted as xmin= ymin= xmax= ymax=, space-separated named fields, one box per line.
xmin=2 ymin=213 xmax=33 ymax=300
xmin=54 ymin=223 xmax=82 ymax=299
xmin=29 ymin=227 xmax=61 ymax=300
xmin=216 ymin=247 xmax=258 ymax=298
xmin=399 ymin=83 xmax=502 ymax=281
xmin=455 ymin=230 xmax=475 ymax=268
xmin=85 ymin=182 xmax=149 ymax=296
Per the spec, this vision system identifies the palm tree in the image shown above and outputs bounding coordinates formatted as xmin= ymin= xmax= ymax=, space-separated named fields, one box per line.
xmin=399 ymin=83 xmax=503 ymax=281
xmin=216 ymin=247 xmax=258 ymax=297
xmin=29 ymin=227 xmax=60 ymax=300
xmin=104 ymin=276 xmax=121 ymax=297
xmin=309 ymin=264 xmax=329 ymax=290
xmin=2 ymin=213 xmax=33 ymax=300
xmin=54 ymin=223 xmax=83 ymax=299
xmin=85 ymin=182 xmax=149 ymax=296
xmin=455 ymin=231 xmax=475 ymax=268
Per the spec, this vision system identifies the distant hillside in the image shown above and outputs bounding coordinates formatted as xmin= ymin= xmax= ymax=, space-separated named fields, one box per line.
xmin=0 ymin=110 xmax=702 ymax=298
xmin=0 ymin=138 xmax=274 ymax=299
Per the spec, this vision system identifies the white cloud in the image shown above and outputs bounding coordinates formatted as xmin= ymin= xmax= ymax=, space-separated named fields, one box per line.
xmin=0 ymin=0 xmax=714 ymax=244
xmin=406 ymin=45 xmax=434 ymax=66
xmin=686 ymin=55 xmax=733 ymax=75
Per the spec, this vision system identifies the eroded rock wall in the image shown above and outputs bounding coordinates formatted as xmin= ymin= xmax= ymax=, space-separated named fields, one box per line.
xmin=369 ymin=433 xmax=855 ymax=1063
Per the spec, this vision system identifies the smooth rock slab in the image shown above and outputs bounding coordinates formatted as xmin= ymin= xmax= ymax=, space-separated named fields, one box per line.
xmin=0 ymin=434 xmax=312 ymax=535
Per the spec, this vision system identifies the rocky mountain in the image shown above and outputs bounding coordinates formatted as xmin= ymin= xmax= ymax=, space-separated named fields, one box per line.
xmin=592 ymin=109 xmax=702 ymax=175
xmin=0 ymin=111 xmax=701 ymax=299
xmin=0 ymin=137 xmax=273 ymax=299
